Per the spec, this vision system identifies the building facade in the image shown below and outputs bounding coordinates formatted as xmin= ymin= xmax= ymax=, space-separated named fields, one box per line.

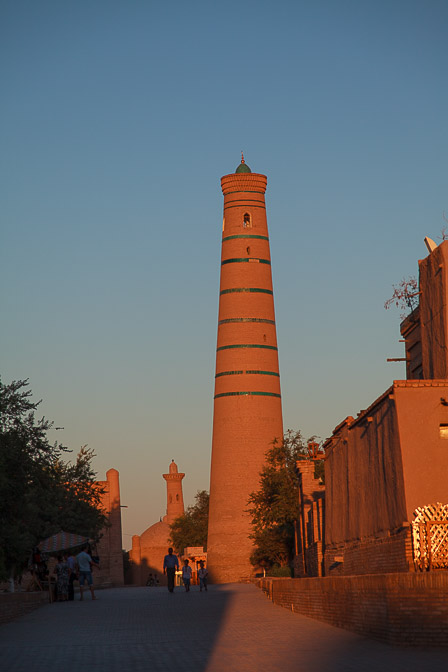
xmin=322 ymin=240 xmax=448 ymax=576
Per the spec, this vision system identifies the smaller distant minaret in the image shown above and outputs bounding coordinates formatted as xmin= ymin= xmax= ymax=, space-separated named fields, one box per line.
xmin=162 ymin=460 xmax=185 ymax=524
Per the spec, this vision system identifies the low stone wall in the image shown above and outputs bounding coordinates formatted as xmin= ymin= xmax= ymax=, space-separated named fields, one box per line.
xmin=257 ymin=572 xmax=448 ymax=646
xmin=0 ymin=592 xmax=49 ymax=626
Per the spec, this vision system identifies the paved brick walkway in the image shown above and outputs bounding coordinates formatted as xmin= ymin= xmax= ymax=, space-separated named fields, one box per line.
xmin=1 ymin=584 xmax=447 ymax=672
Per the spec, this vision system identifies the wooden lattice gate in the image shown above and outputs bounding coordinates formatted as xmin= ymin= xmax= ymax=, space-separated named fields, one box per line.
xmin=412 ymin=502 xmax=448 ymax=571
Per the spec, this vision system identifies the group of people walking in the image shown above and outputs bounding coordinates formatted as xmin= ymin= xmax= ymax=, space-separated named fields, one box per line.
xmin=54 ymin=545 xmax=207 ymax=598
xmin=163 ymin=547 xmax=208 ymax=593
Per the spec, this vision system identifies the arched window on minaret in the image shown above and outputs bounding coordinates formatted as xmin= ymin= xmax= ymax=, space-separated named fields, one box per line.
xmin=243 ymin=212 xmax=252 ymax=228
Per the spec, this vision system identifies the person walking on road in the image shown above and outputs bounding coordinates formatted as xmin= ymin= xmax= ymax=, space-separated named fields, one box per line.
xmin=182 ymin=558 xmax=192 ymax=592
xmin=198 ymin=560 xmax=208 ymax=592
xmin=163 ymin=547 xmax=179 ymax=593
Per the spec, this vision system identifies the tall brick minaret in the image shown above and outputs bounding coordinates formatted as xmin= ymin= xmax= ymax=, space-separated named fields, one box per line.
xmin=207 ymin=156 xmax=283 ymax=582
xmin=162 ymin=460 xmax=185 ymax=525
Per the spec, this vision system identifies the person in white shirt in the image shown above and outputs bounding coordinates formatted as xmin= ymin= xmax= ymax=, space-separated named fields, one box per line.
xmin=76 ymin=545 xmax=99 ymax=601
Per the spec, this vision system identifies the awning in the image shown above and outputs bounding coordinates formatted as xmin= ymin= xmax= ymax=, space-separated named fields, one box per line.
xmin=39 ymin=531 xmax=89 ymax=553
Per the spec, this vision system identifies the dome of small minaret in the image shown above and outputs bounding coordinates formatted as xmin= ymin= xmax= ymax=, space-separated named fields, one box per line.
xmin=235 ymin=153 xmax=251 ymax=174
xmin=169 ymin=459 xmax=178 ymax=474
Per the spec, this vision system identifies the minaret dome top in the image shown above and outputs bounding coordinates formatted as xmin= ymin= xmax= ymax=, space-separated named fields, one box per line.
xmin=169 ymin=459 xmax=178 ymax=474
xmin=235 ymin=152 xmax=251 ymax=174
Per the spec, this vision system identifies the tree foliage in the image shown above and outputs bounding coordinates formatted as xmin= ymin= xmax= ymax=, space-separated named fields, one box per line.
xmin=169 ymin=490 xmax=209 ymax=555
xmin=248 ymin=429 xmax=322 ymax=571
xmin=0 ymin=378 xmax=106 ymax=580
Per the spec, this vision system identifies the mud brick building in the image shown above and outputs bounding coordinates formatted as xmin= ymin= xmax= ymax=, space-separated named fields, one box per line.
xmin=266 ymin=240 xmax=448 ymax=646
xmin=323 ymin=240 xmax=448 ymax=576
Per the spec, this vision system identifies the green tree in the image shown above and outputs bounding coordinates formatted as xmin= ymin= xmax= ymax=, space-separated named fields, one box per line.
xmin=169 ymin=490 xmax=209 ymax=555
xmin=247 ymin=429 xmax=322 ymax=572
xmin=0 ymin=378 xmax=106 ymax=580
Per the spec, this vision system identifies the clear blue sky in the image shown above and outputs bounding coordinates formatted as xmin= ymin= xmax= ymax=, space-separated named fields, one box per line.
xmin=1 ymin=0 xmax=447 ymax=548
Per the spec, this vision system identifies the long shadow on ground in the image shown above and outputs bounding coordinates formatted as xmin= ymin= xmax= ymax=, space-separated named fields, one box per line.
xmin=0 ymin=584 xmax=232 ymax=672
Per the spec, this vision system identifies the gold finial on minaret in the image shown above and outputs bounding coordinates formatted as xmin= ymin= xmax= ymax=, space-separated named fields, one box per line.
xmin=241 ymin=151 xmax=245 ymax=164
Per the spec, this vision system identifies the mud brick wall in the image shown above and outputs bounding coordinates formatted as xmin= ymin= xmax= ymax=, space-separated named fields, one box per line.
xmin=0 ymin=592 xmax=49 ymax=625
xmin=325 ymin=527 xmax=413 ymax=576
xmin=304 ymin=541 xmax=323 ymax=577
xmin=257 ymin=573 xmax=448 ymax=646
